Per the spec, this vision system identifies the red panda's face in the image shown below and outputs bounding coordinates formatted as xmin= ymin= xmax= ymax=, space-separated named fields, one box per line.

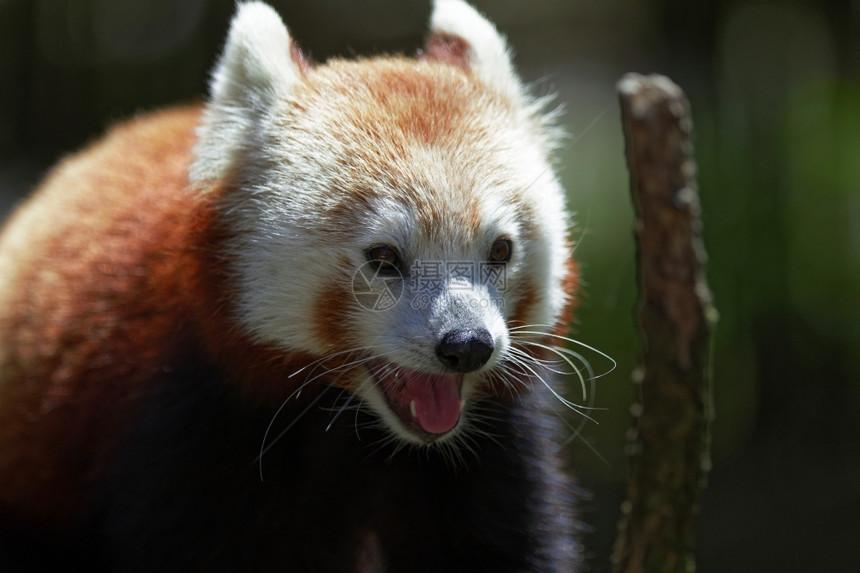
xmin=191 ymin=1 xmax=573 ymax=446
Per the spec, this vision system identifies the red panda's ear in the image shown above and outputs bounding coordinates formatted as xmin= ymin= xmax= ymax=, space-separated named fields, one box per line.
xmin=424 ymin=0 xmax=523 ymax=103
xmin=192 ymin=2 xmax=308 ymax=186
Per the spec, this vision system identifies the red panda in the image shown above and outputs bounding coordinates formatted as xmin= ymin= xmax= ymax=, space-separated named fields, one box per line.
xmin=0 ymin=1 xmax=582 ymax=571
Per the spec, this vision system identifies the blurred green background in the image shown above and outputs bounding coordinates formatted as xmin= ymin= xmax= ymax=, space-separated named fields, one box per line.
xmin=1 ymin=0 xmax=858 ymax=571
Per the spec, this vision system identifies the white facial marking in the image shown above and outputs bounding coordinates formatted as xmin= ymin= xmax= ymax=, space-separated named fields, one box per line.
xmin=192 ymin=2 xmax=574 ymax=446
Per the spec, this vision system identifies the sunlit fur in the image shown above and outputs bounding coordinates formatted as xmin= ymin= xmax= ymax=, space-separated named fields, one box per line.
xmin=0 ymin=1 xmax=591 ymax=570
xmin=188 ymin=1 xmax=575 ymax=446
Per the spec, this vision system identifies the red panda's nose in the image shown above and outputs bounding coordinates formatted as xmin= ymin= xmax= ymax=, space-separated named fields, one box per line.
xmin=435 ymin=328 xmax=494 ymax=373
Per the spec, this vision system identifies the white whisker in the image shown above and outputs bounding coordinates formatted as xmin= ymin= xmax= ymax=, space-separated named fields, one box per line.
xmin=509 ymin=341 xmax=592 ymax=400
xmin=504 ymin=347 xmax=598 ymax=424
xmin=508 ymin=326 xmax=616 ymax=378
xmin=256 ymin=346 xmax=390 ymax=480
xmin=257 ymin=386 xmax=332 ymax=482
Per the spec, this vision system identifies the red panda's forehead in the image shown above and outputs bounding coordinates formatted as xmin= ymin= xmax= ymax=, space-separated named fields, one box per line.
xmin=268 ymin=57 xmax=550 ymax=252
xmin=320 ymin=179 xmax=488 ymax=248
xmin=296 ymin=57 xmax=514 ymax=148
xmin=277 ymin=58 xmax=526 ymax=239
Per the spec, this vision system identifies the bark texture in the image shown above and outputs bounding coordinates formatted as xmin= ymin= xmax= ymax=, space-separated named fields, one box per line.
xmin=612 ymin=74 xmax=717 ymax=573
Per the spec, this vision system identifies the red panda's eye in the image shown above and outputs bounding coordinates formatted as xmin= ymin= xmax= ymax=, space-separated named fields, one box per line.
xmin=366 ymin=246 xmax=401 ymax=274
xmin=488 ymin=238 xmax=512 ymax=263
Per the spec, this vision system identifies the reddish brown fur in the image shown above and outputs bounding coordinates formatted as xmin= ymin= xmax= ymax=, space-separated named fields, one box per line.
xmin=0 ymin=46 xmax=576 ymax=539
xmin=367 ymin=62 xmax=497 ymax=241
xmin=0 ymin=8 xmax=582 ymax=568
xmin=321 ymin=58 xmax=503 ymax=152
xmin=0 ymin=107 xmax=310 ymax=524
xmin=180 ymin=184 xmax=323 ymax=403
xmin=295 ymin=58 xmax=501 ymax=242
xmin=0 ymin=107 xmax=198 ymax=522
xmin=556 ymin=253 xmax=581 ymax=336
xmin=313 ymin=273 xmax=357 ymax=351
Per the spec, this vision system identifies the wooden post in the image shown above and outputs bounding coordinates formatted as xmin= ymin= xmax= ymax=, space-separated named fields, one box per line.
xmin=611 ymin=74 xmax=718 ymax=573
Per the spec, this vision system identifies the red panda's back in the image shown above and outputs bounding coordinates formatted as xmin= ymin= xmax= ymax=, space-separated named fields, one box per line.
xmin=0 ymin=106 xmax=205 ymax=523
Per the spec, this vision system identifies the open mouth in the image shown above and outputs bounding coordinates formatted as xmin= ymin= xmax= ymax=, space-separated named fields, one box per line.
xmin=366 ymin=360 xmax=464 ymax=439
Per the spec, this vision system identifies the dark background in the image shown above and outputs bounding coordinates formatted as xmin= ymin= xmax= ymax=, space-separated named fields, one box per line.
xmin=1 ymin=1 xmax=858 ymax=571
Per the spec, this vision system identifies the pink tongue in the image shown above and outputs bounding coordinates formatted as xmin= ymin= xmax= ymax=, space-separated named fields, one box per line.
xmin=403 ymin=373 xmax=462 ymax=434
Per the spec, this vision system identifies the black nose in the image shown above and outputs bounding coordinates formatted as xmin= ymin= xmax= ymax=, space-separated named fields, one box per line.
xmin=435 ymin=328 xmax=495 ymax=373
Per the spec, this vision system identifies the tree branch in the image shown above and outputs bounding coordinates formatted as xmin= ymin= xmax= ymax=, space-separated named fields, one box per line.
xmin=611 ymin=74 xmax=718 ymax=573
